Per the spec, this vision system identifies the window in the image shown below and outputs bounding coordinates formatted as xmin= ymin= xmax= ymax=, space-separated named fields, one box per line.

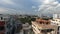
xmin=7 ymin=32 xmax=10 ymax=34
xmin=58 ymin=26 xmax=60 ymax=30
xmin=23 ymin=30 xmax=28 ymax=34
xmin=41 ymin=29 xmax=54 ymax=32
xmin=38 ymin=29 xmax=40 ymax=31
xmin=0 ymin=26 xmax=5 ymax=31
xmin=33 ymin=27 xmax=36 ymax=31
xmin=56 ymin=20 xmax=57 ymax=21
xmin=46 ymin=22 xmax=49 ymax=24
xmin=1 ymin=17 xmax=3 ymax=20
xmin=59 ymin=21 xmax=60 ymax=22
xmin=52 ymin=19 xmax=55 ymax=21
xmin=57 ymin=23 xmax=58 ymax=25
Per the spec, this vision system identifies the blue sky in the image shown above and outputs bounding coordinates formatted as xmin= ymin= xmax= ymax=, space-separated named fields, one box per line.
xmin=0 ymin=0 xmax=60 ymax=15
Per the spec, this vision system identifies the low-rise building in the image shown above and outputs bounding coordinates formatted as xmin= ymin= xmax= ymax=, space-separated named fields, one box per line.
xmin=22 ymin=23 xmax=31 ymax=34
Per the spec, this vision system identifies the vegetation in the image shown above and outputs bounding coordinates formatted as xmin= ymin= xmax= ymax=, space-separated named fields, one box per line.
xmin=18 ymin=16 xmax=36 ymax=25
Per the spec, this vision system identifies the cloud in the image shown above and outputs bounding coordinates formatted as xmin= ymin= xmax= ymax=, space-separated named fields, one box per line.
xmin=32 ymin=6 xmax=36 ymax=9
xmin=0 ymin=7 xmax=30 ymax=15
xmin=0 ymin=7 xmax=19 ymax=14
xmin=34 ymin=0 xmax=60 ymax=15
xmin=0 ymin=0 xmax=15 ymax=5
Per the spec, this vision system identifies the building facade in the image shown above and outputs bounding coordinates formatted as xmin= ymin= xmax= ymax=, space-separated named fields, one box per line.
xmin=50 ymin=14 xmax=60 ymax=34
xmin=32 ymin=18 xmax=58 ymax=34
xmin=22 ymin=23 xmax=31 ymax=34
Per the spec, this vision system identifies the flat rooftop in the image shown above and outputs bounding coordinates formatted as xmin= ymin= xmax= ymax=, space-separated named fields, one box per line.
xmin=32 ymin=18 xmax=58 ymax=29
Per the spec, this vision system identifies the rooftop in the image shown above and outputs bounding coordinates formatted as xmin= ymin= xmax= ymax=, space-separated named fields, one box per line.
xmin=32 ymin=18 xmax=58 ymax=29
xmin=36 ymin=18 xmax=50 ymax=24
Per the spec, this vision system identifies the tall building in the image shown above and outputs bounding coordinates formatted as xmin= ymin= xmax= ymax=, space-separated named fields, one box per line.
xmin=53 ymin=14 xmax=60 ymax=19
xmin=53 ymin=14 xmax=58 ymax=19
xmin=32 ymin=18 xmax=58 ymax=34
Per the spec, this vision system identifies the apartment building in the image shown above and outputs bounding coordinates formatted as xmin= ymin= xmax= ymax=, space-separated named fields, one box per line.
xmin=50 ymin=14 xmax=60 ymax=34
xmin=32 ymin=18 xmax=58 ymax=34
xmin=50 ymin=19 xmax=60 ymax=34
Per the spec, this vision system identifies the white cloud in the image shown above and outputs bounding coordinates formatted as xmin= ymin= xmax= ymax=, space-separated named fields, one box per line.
xmin=32 ymin=6 xmax=36 ymax=9
xmin=37 ymin=0 xmax=60 ymax=14
xmin=0 ymin=8 xmax=8 ymax=13
xmin=0 ymin=8 xmax=18 ymax=14
xmin=0 ymin=7 xmax=28 ymax=15
xmin=0 ymin=0 xmax=15 ymax=5
xmin=43 ymin=0 xmax=56 ymax=4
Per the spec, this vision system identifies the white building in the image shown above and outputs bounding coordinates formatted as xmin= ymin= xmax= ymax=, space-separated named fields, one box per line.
xmin=20 ymin=23 xmax=32 ymax=34
xmin=50 ymin=14 xmax=60 ymax=34
xmin=0 ymin=14 xmax=10 ymax=21
xmin=53 ymin=14 xmax=60 ymax=19
xmin=50 ymin=19 xmax=60 ymax=26
xmin=32 ymin=18 xmax=58 ymax=34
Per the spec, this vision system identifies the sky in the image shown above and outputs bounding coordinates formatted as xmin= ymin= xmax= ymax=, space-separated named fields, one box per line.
xmin=0 ymin=0 xmax=60 ymax=15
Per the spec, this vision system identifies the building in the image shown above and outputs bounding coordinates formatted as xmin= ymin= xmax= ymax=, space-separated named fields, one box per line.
xmin=0 ymin=14 xmax=10 ymax=22
xmin=50 ymin=14 xmax=60 ymax=34
xmin=0 ymin=20 xmax=6 ymax=34
xmin=53 ymin=14 xmax=60 ymax=19
xmin=6 ymin=16 xmax=22 ymax=34
xmin=22 ymin=23 xmax=31 ymax=34
xmin=32 ymin=18 xmax=58 ymax=34
xmin=50 ymin=19 xmax=60 ymax=26
xmin=50 ymin=19 xmax=60 ymax=34
xmin=0 ymin=15 xmax=10 ymax=34
xmin=53 ymin=14 xmax=58 ymax=19
xmin=0 ymin=15 xmax=23 ymax=34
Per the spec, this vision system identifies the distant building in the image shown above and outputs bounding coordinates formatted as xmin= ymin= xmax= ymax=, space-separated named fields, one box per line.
xmin=53 ymin=14 xmax=60 ymax=19
xmin=0 ymin=14 xmax=10 ymax=21
xmin=32 ymin=18 xmax=58 ymax=34
xmin=53 ymin=14 xmax=58 ymax=19
xmin=0 ymin=15 xmax=23 ymax=34
xmin=0 ymin=15 xmax=10 ymax=34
